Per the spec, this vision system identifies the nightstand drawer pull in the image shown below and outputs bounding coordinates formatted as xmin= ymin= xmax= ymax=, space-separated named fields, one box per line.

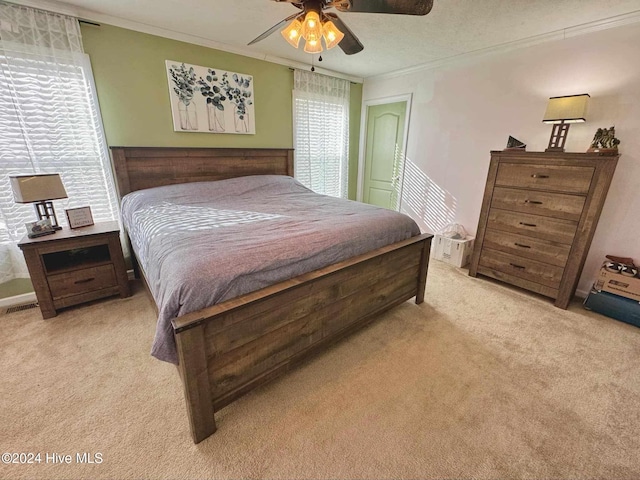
xmin=524 ymin=200 xmax=543 ymax=205
xmin=531 ymin=174 xmax=549 ymax=179
xmin=519 ymin=222 xmax=537 ymax=227
xmin=514 ymin=242 xmax=531 ymax=249
xmin=74 ymin=277 xmax=95 ymax=284
xmin=510 ymin=263 xmax=526 ymax=270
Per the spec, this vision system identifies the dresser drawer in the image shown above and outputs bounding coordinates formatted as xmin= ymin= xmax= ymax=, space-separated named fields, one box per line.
xmin=48 ymin=264 xmax=117 ymax=299
xmin=496 ymin=163 xmax=594 ymax=194
xmin=483 ymin=229 xmax=571 ymax=267
xmin=479 ymin=248 xmax=564 ymax=289
xmin=491 ymin=187 xmax=585 ymax=221
xmin=487 ymin=209 xmax=577 ymax=244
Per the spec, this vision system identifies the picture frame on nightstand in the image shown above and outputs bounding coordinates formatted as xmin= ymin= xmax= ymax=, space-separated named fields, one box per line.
xmin=66 ymin=206 xmax=94 ymax=229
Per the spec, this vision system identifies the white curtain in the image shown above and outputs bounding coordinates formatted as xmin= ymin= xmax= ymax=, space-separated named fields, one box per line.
xmin=293 ymin=69 xmax=349 ymax=198
xmin=0 ymin=2 xmax=119 ymax=284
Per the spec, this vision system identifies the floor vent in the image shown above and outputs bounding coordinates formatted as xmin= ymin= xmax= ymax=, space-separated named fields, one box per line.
xmin=4 ymin=302 xmax=39 ymax=314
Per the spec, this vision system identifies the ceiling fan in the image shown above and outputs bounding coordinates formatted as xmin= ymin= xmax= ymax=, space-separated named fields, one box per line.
xmin=248 ymin=0 xmax=434 ymax=55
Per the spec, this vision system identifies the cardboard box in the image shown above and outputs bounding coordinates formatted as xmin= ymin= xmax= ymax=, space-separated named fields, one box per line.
xmin=584 ymin=288 xmax=640 ymax=328
xmin=594 ymin=267 xmax=640 ymax=302
xmin=431 ymin=235 xmax=475 ymax=268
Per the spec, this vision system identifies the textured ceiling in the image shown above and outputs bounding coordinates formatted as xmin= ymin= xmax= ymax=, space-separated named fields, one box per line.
xmin=31 ymin=0 xmax=640 ymax=78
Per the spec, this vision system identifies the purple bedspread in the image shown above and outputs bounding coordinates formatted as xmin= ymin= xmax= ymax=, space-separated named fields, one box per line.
xmin=121 ymin=175 xmax=420 ymax=364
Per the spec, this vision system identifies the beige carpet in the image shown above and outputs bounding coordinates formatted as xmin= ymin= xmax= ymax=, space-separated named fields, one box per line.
xmin=2 ymin=261 xmax=640 ymax=479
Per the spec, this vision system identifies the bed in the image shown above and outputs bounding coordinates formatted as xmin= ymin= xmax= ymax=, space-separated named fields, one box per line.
xmin=111 ymin=146 xmax=433 ymax=443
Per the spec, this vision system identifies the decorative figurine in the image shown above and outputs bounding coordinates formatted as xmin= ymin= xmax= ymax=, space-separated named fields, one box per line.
xmin=505 ymin=136 xmax=526 ymax=150
xmin=588 ymin=126 xmax=620 ymax=152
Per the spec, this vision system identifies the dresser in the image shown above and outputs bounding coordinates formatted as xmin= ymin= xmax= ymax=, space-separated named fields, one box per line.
xmin=469 ymin=150 xmax=619 ymax=309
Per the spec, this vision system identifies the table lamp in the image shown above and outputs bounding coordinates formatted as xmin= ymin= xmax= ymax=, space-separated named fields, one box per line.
xmin=542 ymin=94 xmax=589 ymax=152
xmin=10 ymin=174 xmax=68 ymax=230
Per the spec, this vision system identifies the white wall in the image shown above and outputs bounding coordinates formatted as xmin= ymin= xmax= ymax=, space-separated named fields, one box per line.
xmin=364 ymin=22 xmax=640 ymax=296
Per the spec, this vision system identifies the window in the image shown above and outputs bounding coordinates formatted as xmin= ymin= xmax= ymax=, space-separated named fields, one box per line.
xmin=293 ymin=69 xmax=349 ymax=198
xmin=0 ymin=3 xmax=118 ymax=285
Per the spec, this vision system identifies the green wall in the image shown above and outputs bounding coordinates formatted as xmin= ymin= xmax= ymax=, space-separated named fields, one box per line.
xmin=81 ymin=23 xmax=362 ymax=198
xmin=81 ymin=24 xmax=293 ymax=148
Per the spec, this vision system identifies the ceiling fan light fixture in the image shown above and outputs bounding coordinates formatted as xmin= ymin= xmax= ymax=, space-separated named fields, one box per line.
xmin=303 ymin=37 xmax=323 ymax=54
xmin=281 ymin=18 xmax=303 ymax=48
xmin=322 ymin=20 xmax=344 ymax=49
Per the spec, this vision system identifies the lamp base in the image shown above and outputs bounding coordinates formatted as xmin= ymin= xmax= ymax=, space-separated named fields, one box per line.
xmin=34 ymin=201 xmax=62 ymax=229
xmin=547 ymin=121 xmax=570 ymax=152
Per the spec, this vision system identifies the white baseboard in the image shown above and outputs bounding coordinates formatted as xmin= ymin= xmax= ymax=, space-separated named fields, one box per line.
xmin=575 ymin=288 xmax=589 ymax=299
xmin=0 ymin=292 xmax=37 ymax=309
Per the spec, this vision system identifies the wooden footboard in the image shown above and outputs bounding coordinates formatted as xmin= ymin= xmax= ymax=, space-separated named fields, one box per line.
xmin=172 ymin=233 xmax=432 ymax=443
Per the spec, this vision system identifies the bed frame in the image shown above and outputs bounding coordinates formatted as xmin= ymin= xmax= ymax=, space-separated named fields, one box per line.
xmin=110 ymin=146 xmax=432 ymax=443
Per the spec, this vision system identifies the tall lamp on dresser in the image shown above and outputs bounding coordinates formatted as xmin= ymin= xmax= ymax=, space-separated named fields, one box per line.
xmin=468 ymin=150 xmax=619 ymax=309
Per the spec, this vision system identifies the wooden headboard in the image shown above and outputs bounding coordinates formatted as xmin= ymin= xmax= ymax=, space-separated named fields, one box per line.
xmin=110 ymin=147 xmax=294 ymax=197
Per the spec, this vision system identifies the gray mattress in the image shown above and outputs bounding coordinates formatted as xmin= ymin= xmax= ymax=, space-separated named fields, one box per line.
xmin=121 ymin=175 xmax=421 ymax=364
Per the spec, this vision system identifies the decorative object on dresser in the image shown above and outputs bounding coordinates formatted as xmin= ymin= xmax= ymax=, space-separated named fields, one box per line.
xmin=10 ymin=174 xmax=68 ymax=230
xmin=17 ymin=221 xmax=131 ymax=319
xmin=505 ymin=136 xmax=526 ymax=151
xmin=542 ymin=94 xmax=590 ymax=152
xmin=588 ymin=126 xmax=620 ymax=153
xmin=469 ymin=150 xmax=619 ymax=309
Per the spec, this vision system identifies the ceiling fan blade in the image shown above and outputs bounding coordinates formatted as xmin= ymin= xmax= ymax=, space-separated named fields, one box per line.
xmin=334 ymin=0 xmax=433 ymax=15
xmin=324 ymin=13 xmax=364 ymax=55
xmin=248 ymin=11 xmax=301 ymax=45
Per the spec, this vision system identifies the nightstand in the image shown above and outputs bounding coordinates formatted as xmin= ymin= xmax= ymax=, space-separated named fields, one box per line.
xmin=18 ymin=221 xmax=131 ymax=319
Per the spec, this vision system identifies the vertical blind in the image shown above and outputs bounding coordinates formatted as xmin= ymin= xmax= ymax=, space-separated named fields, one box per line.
xmin=0 ymin=2 xmax=119 ymax=284
xmin=293 ymin=69 xmax=349 ymax=199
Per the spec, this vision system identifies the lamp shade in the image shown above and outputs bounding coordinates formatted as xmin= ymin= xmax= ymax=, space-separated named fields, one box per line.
xmin=10 ymin=174 xmax=67 ymax=203
xmin=543 ymin=94 xmax=590 ymax=124
xmin=303 ymin=37 xmax=323 ymax=54
xmin=281 ymin=18 xmax=303 ymax=48
xmin=301 ymin=11 xmax=322 ymax=44
xmin=323 ymin=20 xmax=344 ymax=49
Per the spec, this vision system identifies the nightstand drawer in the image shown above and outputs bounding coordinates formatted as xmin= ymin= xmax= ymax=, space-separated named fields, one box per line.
xmin=487 ymin=208 xmax=577 ymax=244
xmin=479 ymin=248 xmax=564 ymax=289
xmin=483 ymin=229 xmax=571 ymax=268
xmin=491 ymin=187 xmax=586 ymax=221
xmin=496 ymin=163 xmax=594 ymax=194
xmin=48 ymin=264 xmax=117 ymax=299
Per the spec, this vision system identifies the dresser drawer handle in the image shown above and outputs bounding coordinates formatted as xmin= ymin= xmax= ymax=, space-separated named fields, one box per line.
xmin=514 ymin=242 xmax=531 ymax=249
xmin=531 ymin=174 xmax=549 ymax=179
xmin=524 ymin=200 xmax=543 ymax=205
xmin=74 ymin=277 xmax=95 ymax=284
xmin=519 ymin=222 xmax=537 ymax=227
xmin=510 ymin=263 xmax=526 ymax=270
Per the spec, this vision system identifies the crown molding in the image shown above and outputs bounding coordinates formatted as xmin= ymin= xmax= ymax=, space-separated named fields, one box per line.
xmin=367 ymin=9 xmax=640 ymax=82
xmin=5 ymin=0 xmax=364 ymax=83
